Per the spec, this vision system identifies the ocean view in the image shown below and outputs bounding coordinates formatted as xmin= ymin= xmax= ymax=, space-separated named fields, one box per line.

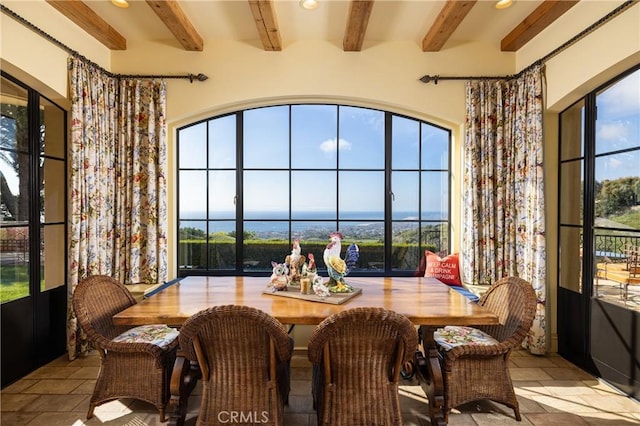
xmin=179 ymin=211 xmax=447 ymax=240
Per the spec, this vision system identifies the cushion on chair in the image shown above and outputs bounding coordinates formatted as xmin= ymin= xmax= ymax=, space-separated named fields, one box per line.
xmin=112 ymin=324 xmax=179 ymax=349
xmin=424 ymin=251 xmax=462 ymax=286
xmin=434 ymin=325 xmax=499 ymax=351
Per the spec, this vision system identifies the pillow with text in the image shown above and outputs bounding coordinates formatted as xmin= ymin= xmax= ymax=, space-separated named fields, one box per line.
xmin=424 ymin=251 xmax=462 ymax=286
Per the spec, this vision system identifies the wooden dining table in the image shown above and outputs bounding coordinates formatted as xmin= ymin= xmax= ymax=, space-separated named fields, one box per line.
xmin=113 ymin=275 xmax=498 ymax=426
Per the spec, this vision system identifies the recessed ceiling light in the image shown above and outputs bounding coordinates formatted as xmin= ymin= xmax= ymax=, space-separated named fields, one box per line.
xmin=495 ymin=0 xmax=513 ymax=9
xmin=111 ymin=0 xmax=129 ymax=8
xmin=300 ymin=0 xmax=319 ymax=10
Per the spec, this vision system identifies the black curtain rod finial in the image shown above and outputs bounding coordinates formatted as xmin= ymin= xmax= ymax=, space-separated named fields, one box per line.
xmin=189 ymin=73 xmax=208 ymax=83
xmin=419 ymin=75 xmax=439 ymax=84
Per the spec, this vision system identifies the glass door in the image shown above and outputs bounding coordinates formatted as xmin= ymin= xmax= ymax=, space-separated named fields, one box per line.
xmin=0 ymin=73 xmax=67 ymax=387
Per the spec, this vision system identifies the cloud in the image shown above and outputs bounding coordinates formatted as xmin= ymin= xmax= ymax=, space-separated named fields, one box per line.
xmin=605 ymin=157 xmax=622 ymax=168
xmin=319 ymin=138 xmax=352 ymax=153
xmin=598 ymin=121 xmax=630 ymax=142
xmin=598 ymin=72 xmax=639 ymax=116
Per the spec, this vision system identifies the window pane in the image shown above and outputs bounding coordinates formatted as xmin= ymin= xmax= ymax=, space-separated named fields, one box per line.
xmin=422 ymin=171 xmax=448 ymax=220
xmin=209 ymin=115 xmax=236 ymax=168
xmin=292 ymin=105 xmax=337 ymax=169
xmin=422 ymin=124 xmax=450 ymax=170
xmin=423 ymin=223 xmax=448 ymax=253
xmin=41 ymin=224 xmax=64 ymax=291
xmin=179 ymin=170 xmax=207 ymax=219
xmin=339 ymin=171 xmax=383 ymax=220
xmin=0 ymin=77 xmax=29 ymax=152
xmin=208 ymin=221 xmax=236 ymax=270
xmin=392 ymin=171 xmax=419 ymax=220
xmin=594 ymin=232 xmax=640 ymax=302
xmin=41 ymin=158 xmax=65 ymax=223
xmin=1 ymin=152 xmax=27 ymax=221
xmin=339 ymin=106 xmax=384 ymax=169
xmin=179 ymin=220 xmax=206 ymax=269
xmin=9 ymin=152 xmax=30 ymax=223
xmin=596 ymin=70 xmax=640 ymax=155
xmin=244 ymin=221 xmax=288 ymax=272
xmin=560 ymin=100 xmax=584 ymax=160
xmin=40 ymin=97 xmax=65 ymax=158
xmin=0 ymin=225 xmax=30 ymax=303
xmin=559 ymin=160 xmax=583 ymax=226
xmin=335 ymin=225 xmax=382 ymax=272
xmin=559 ymin=226 xmax=582 ymax=292
xmin=179 ymin=123 xmax=206 ymax=168
xmin=595 ymin=152 xmax=640 ymax=231
xmin=392 ymin=221 xmax=420 ymax=271
xmin=392 ymin=116 xmax=419 ymax=169
xmin=244 ymin=171 xmax=289 ymax=219
xmin=208 ymin=171 xmax=235 ymax=219
xmin=244 ymin=106 xmax=289 ymax=169
xmin=291 ymin=171 xmax=336 ymax=218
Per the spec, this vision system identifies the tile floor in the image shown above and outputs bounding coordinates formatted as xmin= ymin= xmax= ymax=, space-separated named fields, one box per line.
xmin=595 ymin=279 xmax=640 ymax=312
xmin=2 ymin=348 xmax=640 ymax=425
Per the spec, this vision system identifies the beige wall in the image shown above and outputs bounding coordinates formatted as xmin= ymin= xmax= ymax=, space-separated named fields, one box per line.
xmin=2 ymin=0 xmax=639 ymax=350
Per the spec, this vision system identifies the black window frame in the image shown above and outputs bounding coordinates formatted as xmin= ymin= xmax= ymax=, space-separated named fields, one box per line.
xmin=176 ymin=103 xmax=452 ymax=277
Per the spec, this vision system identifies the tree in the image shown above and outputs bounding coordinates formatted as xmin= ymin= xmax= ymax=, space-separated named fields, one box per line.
xmin=228 ymin=230 xmax=256 ymax=240
xmin=179 ymin=227 xmax=206 ymax=240
xmin=595 ymin=177 xmax=640 ymax=217
xmin=1 ymin=104 xmax=29 ymax=221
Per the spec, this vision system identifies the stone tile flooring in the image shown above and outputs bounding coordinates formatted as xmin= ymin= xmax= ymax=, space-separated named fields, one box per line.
xmin=2 ymin=349 xmax=640 ymax=425
xmin=594 ymin=280 xmax=640 ymax=312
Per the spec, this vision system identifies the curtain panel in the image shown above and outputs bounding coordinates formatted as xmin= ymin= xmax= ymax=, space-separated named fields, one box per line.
xmin=461 ymin=65 xmax=547 ymax=354
xmin=67 ymin=58 xmax=168 ymax=359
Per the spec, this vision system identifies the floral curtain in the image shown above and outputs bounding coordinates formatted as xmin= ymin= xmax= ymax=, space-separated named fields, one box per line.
xmin=461 ymin=65 xmax=547 ymax=354
xmin=67 ymin=58 xmax=168 ymax=359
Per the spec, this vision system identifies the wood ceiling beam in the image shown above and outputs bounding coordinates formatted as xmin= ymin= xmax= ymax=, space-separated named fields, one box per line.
xmin=146 ymin=0 xmax=203 ymax=52
xmin=45 ymin=0 xmax=126 ymax=50
xmin=343 ymin=0 xmax=375 ymax=52
xmin=422 ymin=0 xmax=477 ymax=52
xmin=501 ymin=0 xmax=579 ymax=52
xmin=248 ymin=0 xmax=282 ymax=51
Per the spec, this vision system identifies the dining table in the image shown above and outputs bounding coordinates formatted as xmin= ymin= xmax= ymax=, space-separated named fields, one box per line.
xmin=113 ymin=275 xmax=499 ymax=426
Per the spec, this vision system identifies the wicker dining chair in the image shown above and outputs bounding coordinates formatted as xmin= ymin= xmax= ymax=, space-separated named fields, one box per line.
xmin=307 ymin=307 xmax=419 ymax=426
xmin=433 ymin=276 xmax=537 ymax=422
xmin=178 ymin=305 xmax=294 ymax=426
xmin=72 ymin=275 xmax=179 ymax=421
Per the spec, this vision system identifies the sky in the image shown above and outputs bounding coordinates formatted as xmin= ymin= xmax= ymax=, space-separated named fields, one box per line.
xmin=178 ymin=104 xmax=450 ymax=218
xmin=594 ymin=70 xmax=640 ymax=181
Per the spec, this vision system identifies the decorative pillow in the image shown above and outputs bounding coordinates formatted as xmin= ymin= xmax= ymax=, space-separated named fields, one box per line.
xmin=434 ymin=325 xmax=499 ymax=351
xmin=112 ymin=324 xmax=179 ymax=349
xmin=424 ymin=251 xmax=462 ymax=286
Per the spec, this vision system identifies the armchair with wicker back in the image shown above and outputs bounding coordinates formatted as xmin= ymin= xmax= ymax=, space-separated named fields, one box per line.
xmin=429 ymin=276 xmax=537 ymax=422
xmin=72 ymin=275 xmax=179 ymax=422
xmin=307 ymin=307 xmax=419 ymax=426
xmin=178 ymin=305 xmax=293 ymax=426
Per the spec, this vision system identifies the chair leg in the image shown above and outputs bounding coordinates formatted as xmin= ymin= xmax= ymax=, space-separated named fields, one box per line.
xmin=159 ymin=407 xmax=166 ymax=423
xmin=513 ymin=406 xmax=522 ymax=421
xmin=86 ymin=404 xmax=96 ymax=420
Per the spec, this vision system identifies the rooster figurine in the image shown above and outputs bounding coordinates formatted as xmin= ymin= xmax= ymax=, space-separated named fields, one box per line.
xmin=302 ymin=253 xmax=317 ymax=278
xmin=323 ymin=232 xmax=359 ymax=293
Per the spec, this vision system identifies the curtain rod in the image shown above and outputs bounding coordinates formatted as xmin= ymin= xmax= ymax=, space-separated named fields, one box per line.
xmin=0 ymin=4 xmax=208 ymax=83
xmin=419 ymin=0 xmax=637 ymax=84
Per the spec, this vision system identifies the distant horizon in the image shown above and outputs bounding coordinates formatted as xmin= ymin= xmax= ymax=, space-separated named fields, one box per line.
xmin=179 ymin=209 xmax=447 ymax=221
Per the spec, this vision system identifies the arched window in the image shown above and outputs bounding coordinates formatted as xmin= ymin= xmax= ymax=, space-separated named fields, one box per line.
xmin=177 ymin=104 xmax=451 ymax=276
